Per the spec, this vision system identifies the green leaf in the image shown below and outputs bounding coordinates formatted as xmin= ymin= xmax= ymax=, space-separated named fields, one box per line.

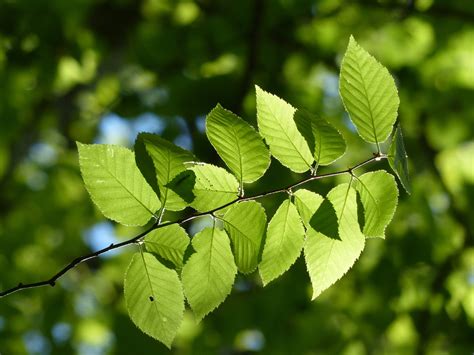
xmin=293 ymin=189 xmax=324 ymax=227
xmin=388 ymin=125 xmax=411 ymax=194
xmin=221 ymin=201 xmax=267 ymax=274
xmin=182 ymin=226 xmax=237 ymax=321
xmin=354 ymin=171 xmax=399 ymax=238
xmin=77 ymin=143 xmax=160 ymax=226
xmin=294 ymin=110 xmax=346 ymax=166
xmin=135 ymin=133 xmax=195 ymax=211
xmin=339 ymin=36 xmax=399 ymax=146
xmin=255 ymin=85 xmax=313 ymax=173
xmin=124 ymin=252 xmax=184 ymax=348
xmin=206 ymin=104 xmax=271 ymax=184
xmin=145 ymin=224 xmax=190 ymax=268
xmin=259 ymin=199 xmax=305 ymax=285
xmin=297 ymin=184 xmax=365 ymax=299
xmin=189 ymin=164 xmax=239 ymax=212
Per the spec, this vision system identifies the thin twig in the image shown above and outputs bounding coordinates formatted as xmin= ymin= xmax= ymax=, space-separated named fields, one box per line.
xmin=0 ymin=155 xmax=385 ymax=298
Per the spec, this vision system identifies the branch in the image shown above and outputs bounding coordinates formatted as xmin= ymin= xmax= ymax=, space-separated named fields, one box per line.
xmin=0 ymin=154 xmax=385 ymax=298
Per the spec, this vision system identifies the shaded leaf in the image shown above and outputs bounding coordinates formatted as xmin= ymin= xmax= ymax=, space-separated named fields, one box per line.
xmin=145 ymin=224 xmax=190 ymax=268
xmin=388 ymin=124 xmax=411 ymax=194
xmin=78 ymin=143 xmax=160 ymax=226
xmin=206 ymin=104 xmax=270 ymax=183
xmin=135 ymin=133 xmax=195 ymax=211
xmin=339 ymin=36 xmax=399 ymax=146
xmin=124 ymin=252 xmax=184 ymax=348
xmin=259 ymin=199 xmax=305 ymax=285
xmin=182 ymin=227 xmax=237 ymax=321
xmin=297 ymin=184 xmax=365 ymax=299
xmin=222 ymin=201 xmax=267 ymax=274
xmin=294 ymin=110 xmax=346 ymax=166
xmin=255 ymin=85 xmax=313 ymax=173
xmin=354 ymin=171 xmax=399 ymax=238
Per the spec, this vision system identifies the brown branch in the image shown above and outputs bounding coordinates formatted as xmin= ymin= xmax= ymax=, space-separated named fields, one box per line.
xmin=0 ymin=154 xmax=385 ymax=298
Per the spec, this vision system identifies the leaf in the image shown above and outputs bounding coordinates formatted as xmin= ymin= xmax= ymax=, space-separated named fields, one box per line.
xmin=182 ymin=226 xmax=237 ymax=321
xmin=339 ymin=36 xmax=399 ymax=146
xmin=296 ymin=184 xmax=365 ymax=299
xmin=388 ymin=125 xmax=411 ymax=194
xmin=259 ymin=199 xmax=305 ymax=285
xmin=294 ymin=110 xmax=346 ymax=166
xmin=354 ymin=171 xmax=399 ymax=238
xmin=135 ymin=133 xmax=195 ymax=211
xmin=221 ymin=201 xmax=267 ymax=274
xmin=206 ymin=104 xmax=271 ymax=184
xmin=255 ymin=85 xmax=314 ymax=173
xmin=145 ymin=224 xmax=190 ymax=268
xmin=293 ymin=189 xmax=324 ymax=227
xmin=124 ymin=252 xmax=184 ymax=348
xmin=188 ymin=164 xmax=239 ymax=212
xmin=77 ymin=143 xmax=160 ymax=226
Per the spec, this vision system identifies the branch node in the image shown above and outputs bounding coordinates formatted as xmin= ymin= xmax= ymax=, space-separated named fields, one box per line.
xmin=49 ymin=281 xmax=55 ymax=287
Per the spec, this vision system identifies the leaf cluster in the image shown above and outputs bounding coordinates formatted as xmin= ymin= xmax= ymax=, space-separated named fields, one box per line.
xmin=77 ymin=36 xmax=410 ymax=347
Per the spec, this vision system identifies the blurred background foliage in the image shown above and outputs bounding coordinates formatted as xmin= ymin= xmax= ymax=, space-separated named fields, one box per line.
xmin=0 ymin=0 xmax=473 ymax=354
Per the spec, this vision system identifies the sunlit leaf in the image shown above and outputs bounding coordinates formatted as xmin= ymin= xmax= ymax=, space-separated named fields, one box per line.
xmin=259 ymin=199 xmax=305 ymax=285
xmin=182 ymin=226 xmax=237 ymax=321
xmin=354 ymin=171 xmax=399 ymax=238
xmin=388 ymin=125 xmax=411 ymax=194
xmin=294 ymin=110 xmax=346 ymax=166
xmin=78 ymin=143 xmax=160 ymax=226
xmin=135 ymin=133 xmax=195 ymax=211
xmin=189 ymin=164 xmax=239 ymax=212
xmin=124 ymin=252 xmax=184 ymax=348
xmin=296 ymin=185 xmax=365 ymax=299
xmin=145 ymin=224 xmax=190 ymax=268
xmin=255 ymin=85 xmax=313 ymax=173
xmin=222 ymin=201 xmax=267 ymax=274
xmin=339 ymin=36 xmax=399 ymax=146
xmin=206 ymin=104 xmax=270 ymax=184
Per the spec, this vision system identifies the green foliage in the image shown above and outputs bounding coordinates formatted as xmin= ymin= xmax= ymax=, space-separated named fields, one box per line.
xmin=294 ymin=110 xmax=346 ymax=166
xmin=389 ymin=125 xmax=411 ymax=194
xmin=339 ymin=36 xmax=399 ymax=148
xmin=124 ymin=252 xmax=184 ymax=348
xmin=135 ymin=133 xmax=195 ymax=211
xmin=77 ymin=143 xmax=160 ymax=226
xmin=71 ymin=36 xmax=408 ymax=348
xmin=221 ymin=201 xmax=267 ymax=274
xmin=354 ymin=171 xmax=399 ymax=238
xmin=206 ymin=104 xmax=270 ymax=184
xmin=144 ymin=224 xmax=190 ymax=268
xmin=188 ymin=163 xmax=239 ymax=211
xmin=255 ymin=85 xmax=314 ymax=172
xmin=182 ymin=226 xmax=237 ymax=321
xmin=2 ymin=2 xmax=472 ymax=353
xmin=297 ymin=185 xmax=366 ymax=299
xmin=259 ymin=199 xmax=305 ymax=285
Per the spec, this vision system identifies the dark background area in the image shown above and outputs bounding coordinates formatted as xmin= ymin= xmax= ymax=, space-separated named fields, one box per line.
xmin=0 ymin=0 xmax=473 ymax=354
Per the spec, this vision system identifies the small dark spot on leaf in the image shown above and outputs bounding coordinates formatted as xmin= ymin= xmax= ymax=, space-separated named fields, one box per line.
xmin=149 ymin=296 xmax=154 ymax=302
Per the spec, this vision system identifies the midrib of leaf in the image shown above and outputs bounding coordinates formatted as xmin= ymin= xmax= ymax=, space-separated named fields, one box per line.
xmin=354 ymin=56 xmax=379 ymax=149
xmin=100 ymin=158 xmax=155 ymax=216
xmin=355 ymin=175 xmax=380 ymax=210
xmin=338 ymin=180 xmax=353 ymax=227
xmin=229 ymin=123 xmax=244 ymax=185
xmin=207 ymin=223 xmax=216 ymax=286
xmin=264 ymin=96 xmax=312 ymax=170
xmin=220 ymin=217 xmax=258 ymax=248
xmin=160 ymin=149 xmax=172 ymax=207
xmin=139 ymin=251 xmax=161 ymax=319
xmin=275 ymin=201 xmax=291 ymax=260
